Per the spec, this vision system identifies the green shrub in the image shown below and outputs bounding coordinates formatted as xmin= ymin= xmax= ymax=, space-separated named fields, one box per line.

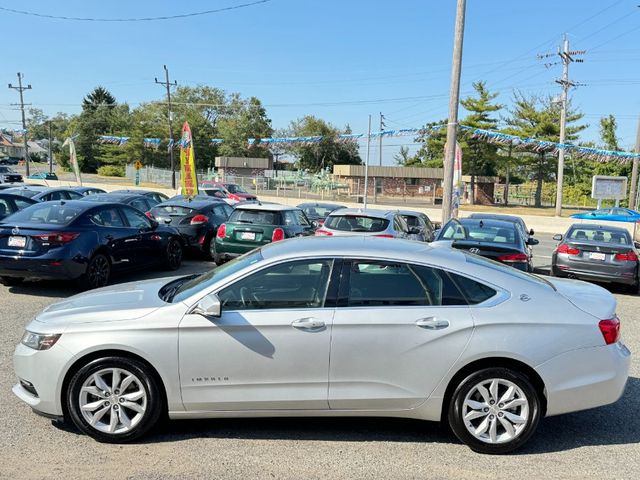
xmin=97 ymin=165 xmax=125 ymax=177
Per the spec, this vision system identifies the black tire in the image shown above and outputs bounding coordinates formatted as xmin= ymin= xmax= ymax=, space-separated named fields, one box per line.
xmin=66 ymin=356 xmax=163 ymax=443
xmin=448 ymin=367 xmax=541 ymax=454
xmin=164 ymin=237 xmax=183 ymax=271
xmin=82 ymin=253 xmax=111 ymax=290
xmin=0 ymin=276 xmax=24 ymax=286
xmin=205 ymin=235 xmax=217 ymax=261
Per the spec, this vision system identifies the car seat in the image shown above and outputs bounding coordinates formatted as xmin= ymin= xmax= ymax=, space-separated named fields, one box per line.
xmin=575 ymin=230 xmax=587 ymax=240
xmin=593 ymin=231 xmax=605 ymax=242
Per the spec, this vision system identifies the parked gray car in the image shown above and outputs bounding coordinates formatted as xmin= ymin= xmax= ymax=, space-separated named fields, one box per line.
xmin=13 ymin=236 xmax=630 ymax=453
xmin=315 ymin=208 xmax=413 ymax=238
xmin=552 ymin=223 xmax=639 ymax=291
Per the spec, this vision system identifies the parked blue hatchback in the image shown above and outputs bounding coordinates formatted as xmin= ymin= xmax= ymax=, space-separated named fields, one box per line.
xmin=571 ymin=207 xmax=640 ymax=223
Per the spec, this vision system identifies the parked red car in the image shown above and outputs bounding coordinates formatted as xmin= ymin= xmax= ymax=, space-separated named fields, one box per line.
xmin=199 ymin=181 xmax=257 ymax=201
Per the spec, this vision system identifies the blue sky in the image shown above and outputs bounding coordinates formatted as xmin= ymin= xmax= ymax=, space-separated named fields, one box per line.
xmin=0 ymin=0 xmax=639 ymax=164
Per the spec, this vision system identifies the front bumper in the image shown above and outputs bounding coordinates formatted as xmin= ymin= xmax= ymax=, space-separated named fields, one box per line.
xmin=536 ymin=341 xmax=631 ymax=416
xmin=13 ymin=342 xmax=70 ymax=417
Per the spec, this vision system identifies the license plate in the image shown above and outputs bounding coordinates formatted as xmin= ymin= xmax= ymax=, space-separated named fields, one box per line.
xmin=590 ymin=252 xmax=606 ymax=261
xmin=8 ymin=236 xmax=26 ymax=248
xmin=240 ymin=232 xmax=256 ymax=240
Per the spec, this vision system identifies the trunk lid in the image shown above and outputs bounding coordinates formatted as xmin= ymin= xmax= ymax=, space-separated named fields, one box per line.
xmin=547 ymin=276 xmax=616 ymax=320
xmin=0 ymin=224 xmax=78 ymax=257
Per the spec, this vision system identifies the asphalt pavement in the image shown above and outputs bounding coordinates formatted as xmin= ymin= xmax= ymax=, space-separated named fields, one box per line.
xmin=0 ymin=247 xmax=639 ymax=480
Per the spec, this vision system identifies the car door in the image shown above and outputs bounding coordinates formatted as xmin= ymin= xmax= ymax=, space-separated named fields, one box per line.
xmin=86 ymin=207 xmax=138 ymax=269
xmin=328 ymin=259 xmax=476 ymax=410
xmin=178 ymin=258 xmax=337 ymax=411
xmin=120 ymin=205 xmax=159 ymax=266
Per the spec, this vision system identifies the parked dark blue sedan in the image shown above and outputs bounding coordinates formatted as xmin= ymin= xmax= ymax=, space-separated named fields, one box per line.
xmin=0 ymin=200 xmax=183 ymax=289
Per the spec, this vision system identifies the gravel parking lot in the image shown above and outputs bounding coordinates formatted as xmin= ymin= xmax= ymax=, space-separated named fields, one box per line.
xmin=1 ymin=241 xmax=639 ymax=480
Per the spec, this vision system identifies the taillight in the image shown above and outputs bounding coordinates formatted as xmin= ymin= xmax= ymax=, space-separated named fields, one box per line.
xmin=497 ymin=253 xmax=528 ymax=263
xmin=374 ymin=234 xmax=395 ymax=238
xmin=599 ymin=317 xmax=620 ymax=345
xmin=315 ymin=229 xmax=333 ymax=236
xmin=614 ymin=251 xmax=638 ymax=262
xmin=272 ymin=228 xmax=285 ymax=242
xmin=557 ymin=243 xmax=580 ymax=255
xmin=230 ymin=194 xmax=241 ymax=201
xmin=145 ymin=211 xmax=155 ymax=220
xmin=32 ymin=232 xmax=79 ymax=244
xmin=190 ymin=214 xmax=209 ymax=225
xmin=216 ymin=223 xmax=227 ymax=238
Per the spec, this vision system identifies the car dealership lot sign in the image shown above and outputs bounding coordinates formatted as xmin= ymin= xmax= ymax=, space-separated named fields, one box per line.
xmin=592 ymin=175 xmax=627 ymax=208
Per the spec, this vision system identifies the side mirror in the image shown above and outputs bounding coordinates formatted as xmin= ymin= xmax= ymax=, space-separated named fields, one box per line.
xmin=311 ymin=220 xmax=320 ymax=229
xmin=192 ymin=293 xmax=221 ymax=318
xmin=529 ymin=229 xmax=535 ymax=236
xmin=634 ymin=242 xmax=640 ymax=249
xmin=433 ymin=222 xmax=442 ymax=230
xmin=553 ymin=234 xmax=563 ymax=241
xmin=527 ymin=238 xmax=540 ymax=246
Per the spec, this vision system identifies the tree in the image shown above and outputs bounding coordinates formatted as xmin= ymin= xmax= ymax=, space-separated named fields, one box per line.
xmin=83 ymin=86 xmax=116 ymax=111
xmin=218 ymin=96 xmax=273 ymax=158
xmin=506 ymin=92 xmax=586 ymax=207
xmin=394 ymin=146 xmax=411 ymax=165
xmin=460 ymin=81 xmax=503 ymax=204
xmin=409 ymin=121 xmax=448 ymax=167
xmin=284 ymin=116 xmax=361 ymax=172
xmin=599 ymin=114 xmax=619 ymax=151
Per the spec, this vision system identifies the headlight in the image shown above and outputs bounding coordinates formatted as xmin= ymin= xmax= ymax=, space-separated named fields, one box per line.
xmin=21 ymin=331 xmax=61 ymax=351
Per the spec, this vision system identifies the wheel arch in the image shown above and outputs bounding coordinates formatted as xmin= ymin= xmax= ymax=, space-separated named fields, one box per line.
xmin=60 ymin=348 xmax=169 ymax=420
xmin=440 ymin=356 xmax=547 ymax=423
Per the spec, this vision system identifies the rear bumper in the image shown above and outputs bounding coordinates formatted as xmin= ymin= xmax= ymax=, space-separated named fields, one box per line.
xmin=552 ymin=264 xmax=637 ymax=285
xmin=215 ymin=238 xmax=266 ymax=258
xmin=537 ymin=341 xmax=631 ymax=416
xmin=0 ymin=256 xmax=85 ymax=280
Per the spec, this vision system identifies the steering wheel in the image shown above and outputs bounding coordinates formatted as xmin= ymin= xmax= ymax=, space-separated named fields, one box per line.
xmin=239 ymin=286 xmax=260 ymax=308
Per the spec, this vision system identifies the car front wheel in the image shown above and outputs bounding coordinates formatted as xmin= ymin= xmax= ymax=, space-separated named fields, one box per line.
xmin=164 ymin=238 xmax=183 ymax=270
xmin=66 ymin=356 xmax=163 ymax=443
xmin=448 ymin=367 xmax=541 ymax=454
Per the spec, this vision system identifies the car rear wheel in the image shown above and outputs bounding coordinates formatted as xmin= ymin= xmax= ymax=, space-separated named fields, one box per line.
xmin=164 ymin=238 xmax=182 ymax=270
xmin=66 ymin=356 xmax=163 ymax=443
xmin=84 ymin=253 xmax=111 ymax=289
xmin=448 ymin=367 xmax=541 ymax=454
xmin=0 ymin=276 xmax=24 ymax=286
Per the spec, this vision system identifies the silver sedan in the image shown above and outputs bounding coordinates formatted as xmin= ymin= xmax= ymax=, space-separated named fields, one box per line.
xmin=13 ymin=237 xmax=630 ymax=454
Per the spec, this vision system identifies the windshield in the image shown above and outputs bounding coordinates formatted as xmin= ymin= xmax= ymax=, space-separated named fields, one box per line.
xmin=229 ymin=209 xmax=279 ymax=225
xmin=2 ymin=203 xmax=83 ymax=225
xmin=440 ymin=221 xmax=517 ymax=245
xmin=169 ymin=250 xmax=264 ymax=303
xmin=463 ymin=251 xmax=554 ymax=290
xmin=5 ymin=188 xmax=39 ymax=198
xmin=226 ymin=184 xmax=248 ymax=194
xmin=324 ymin=214 xmax=389 ymax=232
xmin=567 ymin=227 xmax=631 ymax=244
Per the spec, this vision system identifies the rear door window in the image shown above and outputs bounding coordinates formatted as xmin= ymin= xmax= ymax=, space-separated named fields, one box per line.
xmin=121 ymin=206 xmax=152 ymax=229
xmin=89 ymin=208 xmax=125 ymax=227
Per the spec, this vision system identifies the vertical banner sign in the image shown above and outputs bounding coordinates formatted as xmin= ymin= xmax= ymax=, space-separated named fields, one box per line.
xmin=62 ymin=137 xmax=82 ymax=186
xmin=179 ymin=122 xmax=199 ymax=197
xmin=451 ymin=142 xmax=463 ymax=219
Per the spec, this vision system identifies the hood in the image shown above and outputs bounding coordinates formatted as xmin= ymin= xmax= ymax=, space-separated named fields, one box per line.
xmin=33 ymin=276 xmax=180 ymax=329
xmin=547 ymin=277 xmax=617 ymax=320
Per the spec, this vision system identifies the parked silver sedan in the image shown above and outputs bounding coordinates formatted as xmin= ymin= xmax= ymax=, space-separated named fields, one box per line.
xmin=13 ymin=237 xmax=630 ymax=453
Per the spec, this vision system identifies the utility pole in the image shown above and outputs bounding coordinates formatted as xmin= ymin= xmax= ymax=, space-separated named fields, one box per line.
xmin=549 ymin=34 xmax=584 ymax=216
xmin=442 ymin=0 xmax=466 ymax=223
xmin=8 ymin=73 xmax=32 ymax=177
xmin=363 ymin=114 xmax=372 ymax=209
xmin=629 ymin=115 xmax=640 ymax=209
xmin=378 ymin=112 xmax=385 ymax=166
xmin=47 ymin=120 xmax=53 ymax=174
xmin=155 ymin=65 xmax=178 ymax=189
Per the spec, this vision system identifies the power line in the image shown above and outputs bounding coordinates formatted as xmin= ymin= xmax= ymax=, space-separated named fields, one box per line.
xmin=7 ymin=73 xmax=32 ymax=176
xmin=0 ymin=1 xmax=272 ymax=22
xmin=155 ymin=66 xmax=178 ymax=189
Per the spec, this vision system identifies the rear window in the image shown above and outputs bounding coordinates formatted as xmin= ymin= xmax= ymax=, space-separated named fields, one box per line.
xmin=5 ymin=203 xmax=83 ymax=225
xmin=567 ymin=227 xmax=630 ymax=245
xmin=152 ymin=205 xmax=195 ymax=216
xmin=300 ymin=205 xmax=339 ymax=218
xmin=463 ymin=252 xmax=554 ymax=290
xmin=226 ymin=184 xmax=248 ymax=194
xmin=325 ymin=214 xmax=389 ymax=232
xmin=229 ymin=209 xmax=280 ymax=225
xmin=441 ymin=222 xmax=517 ymax=244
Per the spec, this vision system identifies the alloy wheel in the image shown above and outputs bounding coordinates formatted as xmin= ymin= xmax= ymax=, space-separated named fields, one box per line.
xmin=461 ymin=378 xmax=530 ymax=444
xmin=87 ymin=255 xmax=110 ymax=288
xmin=167 ymin=239 xmax=182 ymax=269
xmin=78 ymin=367 xmax=147 ymax=435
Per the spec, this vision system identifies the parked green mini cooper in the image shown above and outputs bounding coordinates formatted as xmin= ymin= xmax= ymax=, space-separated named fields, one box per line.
xmin=214 ymin=203 xmax=315 ymax=264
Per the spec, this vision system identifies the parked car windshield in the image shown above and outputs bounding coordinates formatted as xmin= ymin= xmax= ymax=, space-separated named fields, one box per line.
xmin=169 ymin=250 xmax=264 ymax=303
xmin=229 ymin=209 xmax=279 ymax=225
xmin=300 ymin=205 xmax=340 ymax=218
xmin=2 ymin=203 xmax=83 ymax=225
xmin=324 ymin=214 xmax=389 ymax=232
xmin=441 ymin=222 xmax=518 ymax=244
xmin=225 ymin=184 xmax=248 ymax=194
xmin=567 ymin=227 xmax=631 ymax=244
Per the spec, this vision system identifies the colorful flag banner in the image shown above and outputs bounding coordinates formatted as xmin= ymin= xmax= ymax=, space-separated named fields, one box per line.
xmin=179 ymin=122 xmax=199 ymax=198
xmin=143 ymin=138 xmax=161 ymax=149
xmin=62 ymin=137 xmax=82 ymax=186
xmin=97 ymin=135 xmax=129 ymax=145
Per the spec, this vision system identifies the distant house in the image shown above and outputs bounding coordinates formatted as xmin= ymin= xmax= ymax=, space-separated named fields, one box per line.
xmin=0 ymin=133 xmax=47 ymax=159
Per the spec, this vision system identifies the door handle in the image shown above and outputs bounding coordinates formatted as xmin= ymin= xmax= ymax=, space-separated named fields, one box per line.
xmin=415 ymin=317 xmax=450 ymax=330
xmin=292 ymin=318 xmax=325 ymax=330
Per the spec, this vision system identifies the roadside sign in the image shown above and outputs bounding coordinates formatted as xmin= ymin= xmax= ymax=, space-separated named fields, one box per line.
xmin=134 ymin=161 xmax=143 ymax=170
